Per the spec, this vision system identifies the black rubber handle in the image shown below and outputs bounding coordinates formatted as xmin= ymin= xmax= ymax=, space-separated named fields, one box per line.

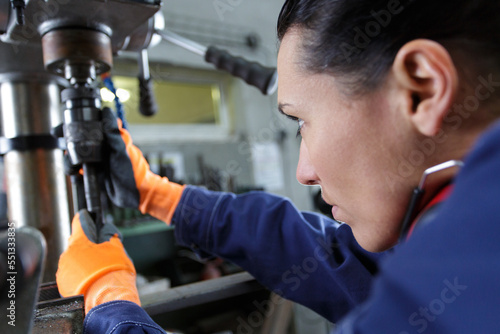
xmin=138 ymin=77 xmax=158 ymax=116
xmin=205 ymin=46 xmax=276 ymax=95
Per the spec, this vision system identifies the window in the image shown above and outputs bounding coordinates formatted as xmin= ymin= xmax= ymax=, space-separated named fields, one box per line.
xmin=102 ymin=60 xmax=233 ymax=144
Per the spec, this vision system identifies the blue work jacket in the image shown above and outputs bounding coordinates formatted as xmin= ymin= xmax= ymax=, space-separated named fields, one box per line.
xmin=83 ymin=120 xmax=500 ymax=333
xmin=84 ymin=186 xmax=382 ymax=333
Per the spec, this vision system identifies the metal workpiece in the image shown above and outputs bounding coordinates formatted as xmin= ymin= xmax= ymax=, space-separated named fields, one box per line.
xmin=0 ymin=70 xmax=71 ymax=282
xmin=34 ymin=295 xmax=85 ymax=333
xmin=34 ymin=283 xmax=84 ymax=334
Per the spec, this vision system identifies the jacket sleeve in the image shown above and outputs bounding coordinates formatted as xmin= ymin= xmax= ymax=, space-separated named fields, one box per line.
xmin=172 ymin=186 xmax=384 ymax=322
xmin=334 ymin=121 xmax=500 ymax=333
xmin=83 ymin=301 xmax=168 ymax=334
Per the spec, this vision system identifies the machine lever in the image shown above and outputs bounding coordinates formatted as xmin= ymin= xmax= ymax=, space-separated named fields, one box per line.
xmin=155 ymin=28 xmax=278 ymax=95
xmin=205 ymin=46 xmax=278 ymax=95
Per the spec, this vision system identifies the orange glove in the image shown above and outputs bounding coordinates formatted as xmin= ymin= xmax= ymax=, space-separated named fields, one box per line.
xmin=102 ymin=108 xmax=185 ymax=224
xmin=56 ymin=210 xmax=140 ymax=314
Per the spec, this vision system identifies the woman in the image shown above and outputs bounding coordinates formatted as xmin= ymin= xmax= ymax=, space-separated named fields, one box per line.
xmin=57 ymin=0 xmax=500 ymax=332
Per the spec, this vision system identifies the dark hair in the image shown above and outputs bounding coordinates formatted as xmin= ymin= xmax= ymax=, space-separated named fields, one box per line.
xmin=277 ymin=0 xmax=500 ymax=93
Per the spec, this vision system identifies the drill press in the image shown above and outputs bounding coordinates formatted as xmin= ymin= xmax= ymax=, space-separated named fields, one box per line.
xmin=0 ymin=0 xmax=161 ymax=279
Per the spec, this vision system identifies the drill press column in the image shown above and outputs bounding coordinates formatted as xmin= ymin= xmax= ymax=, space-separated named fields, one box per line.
xmin=0 ymin=42 xmax=71 ymax=282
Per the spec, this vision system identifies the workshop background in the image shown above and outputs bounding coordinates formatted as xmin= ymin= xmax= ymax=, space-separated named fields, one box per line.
xmin=0 ymin=0 xmax=333 ymax=333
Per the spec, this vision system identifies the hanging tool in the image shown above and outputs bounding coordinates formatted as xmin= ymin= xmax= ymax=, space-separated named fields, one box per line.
xmin=9 ymin=0 xmax=25 ymax=25
xmin=138 ymin=48 xmax=159 ymax=116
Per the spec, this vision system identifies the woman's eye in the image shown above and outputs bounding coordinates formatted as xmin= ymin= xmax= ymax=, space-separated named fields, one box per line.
xmin=296 ymin=119 xmax=304 ymax=137
xmin=283 ymin=113 xmax=304 ymax=137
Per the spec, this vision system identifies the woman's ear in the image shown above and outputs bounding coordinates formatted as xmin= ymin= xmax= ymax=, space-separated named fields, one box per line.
xmin=392 ymin=39 xmax=459 ymax=136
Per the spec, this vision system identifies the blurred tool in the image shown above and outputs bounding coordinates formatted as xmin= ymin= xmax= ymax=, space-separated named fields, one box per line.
xmin=156 ymin=28 xmax=278 ymax=95
xmin=197 ymin=155 xmax=223 ymax=192
xmin=117 ymin=11 xmax=164 ymax=117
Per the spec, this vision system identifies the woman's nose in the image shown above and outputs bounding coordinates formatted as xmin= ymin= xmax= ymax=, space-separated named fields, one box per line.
xmin=296 ymin=141 xmax=320 ymax=186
